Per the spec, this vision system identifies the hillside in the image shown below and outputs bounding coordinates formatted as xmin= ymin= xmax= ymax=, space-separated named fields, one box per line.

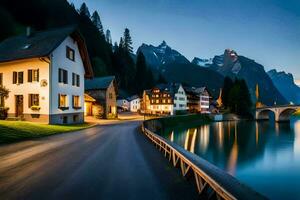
xmin=268 ymin=69 xmax=300 ymax=104
xmin=197 ymin=49 xmax=287 ymax=105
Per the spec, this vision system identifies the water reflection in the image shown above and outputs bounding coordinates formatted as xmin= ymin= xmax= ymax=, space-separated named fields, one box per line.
xmin=161 ymin=117 xmax=300 ymax=199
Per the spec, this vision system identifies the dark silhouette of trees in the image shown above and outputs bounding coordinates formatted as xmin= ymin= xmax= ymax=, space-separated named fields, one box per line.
xmin=91 ymin=11 xmax=104 ymax=36
xmin=123 ymin=28 xmax=133 ymax=54
xmin=222 ymin=76 xmax=234 ymax=108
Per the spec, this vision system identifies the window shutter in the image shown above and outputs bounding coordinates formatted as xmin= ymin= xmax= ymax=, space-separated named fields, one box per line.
xmin=72 ymin=95 xmax=74 ymax=107
xmin=63 ymin=70 xmax=68 ymax=84
xmin=72 ymin=73 xmax=75 ymax=86
xmin=28 ymin=94 xmax=31 ymax=108
xmin=58 ymin=94 xmax=61 ymax=107
xmin=18 ymin=72 xmax=23 ymax=84
xmin=13 ymin=72 xmax=17 ymax=84
xmin=76 ymin=75 xmax=80 ymax=87
xmin=0 ymin=73 xmax=2 ymax=86
xmin=28 ymin=70 xmax=32 ymax=82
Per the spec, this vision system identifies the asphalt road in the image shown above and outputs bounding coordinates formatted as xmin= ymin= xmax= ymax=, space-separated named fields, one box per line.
xmin=0 ymin=120 xmax=198 ymax=200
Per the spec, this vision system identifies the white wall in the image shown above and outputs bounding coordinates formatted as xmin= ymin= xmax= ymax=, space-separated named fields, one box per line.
xmin=129 ymin=98 xmax=140 ymax=112
xmin=173 ymin=85 xmax=187 ymax=112
xmin=50 ymin=36 xmax=85 ymax=115
xmin=0 ymin=58 xmax=50 ymax=115
xmin=200 ymin=94 xmax=210 ymax=113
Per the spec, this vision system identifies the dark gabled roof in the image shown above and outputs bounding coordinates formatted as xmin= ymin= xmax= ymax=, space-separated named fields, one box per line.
xmin=154 ymin=83 xmax=182 ymax=97
xmin=0 ymin=25 xmax=93 ymax=78
xmin=127 ymin=95 xmax=140 ymax=102
xmin=85 ymin=76 xmax=116 ymax=90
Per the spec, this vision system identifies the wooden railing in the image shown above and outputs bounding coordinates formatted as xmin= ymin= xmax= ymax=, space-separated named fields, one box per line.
xmin=142 ymin=123 xmax=267 ymax=200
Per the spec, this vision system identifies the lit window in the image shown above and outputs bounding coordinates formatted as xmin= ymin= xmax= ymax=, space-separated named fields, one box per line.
xmin=13 ymin=71 xmax=23 ymax=84
xmin=28 ymin=69 xmax=39 ymax=82
xmin=73 ymin=95 xmax=80 ymax=108
xmin=59 ymin=94 xmax=68 ymax=108
xmin=28 ymin=94 xmax=39 ymax=107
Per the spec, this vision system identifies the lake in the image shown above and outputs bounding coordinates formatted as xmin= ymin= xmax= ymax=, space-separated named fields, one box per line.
xmin=160 ymin=117 xmax=300 ymax=199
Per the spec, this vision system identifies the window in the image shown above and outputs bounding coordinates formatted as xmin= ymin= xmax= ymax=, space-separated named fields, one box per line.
xmin=28 ymin=94 xmax=39 ymax=107
xmin=58 ymin=94 xmax=68 ymax=109
xmin=13 ymin=71 xmax=23 ymax=84
xmin=109 ymin=93 xmax=113 ymax=99
xmin=72 ymin=73 xmax=80 ymax=87
xmin=18 ymin=72 xmax=23 ymax=84
xmin=66 ymin=46 xmax=75 ymax=61
xmin=63 ymin=116 xmax=68 ymax=124
xmin=28 ymin=69 xmax=39 ymax=82
xmin=72 ymin=95 xmax=80 ymax=108
xmin=0 ymin=73 xmax=2 ymax=86
xmin=59 ymin=68 xmax=68 ymax=84
xmin=73 ymin=115 xmax=79 ymax=122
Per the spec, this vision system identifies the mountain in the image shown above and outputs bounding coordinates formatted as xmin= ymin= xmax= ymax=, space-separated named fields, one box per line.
xmin=137 ymin=41 xmax=190 ymax=70
xmin=191 ymin=57 xmax=212 ymax=67
xmin=160 ymin=63 xmax=224 ymax=98
xmin=207 ymin=49 xmax=287 ymax=105
xmin=268 ymin=69 xmax=300 ymax=104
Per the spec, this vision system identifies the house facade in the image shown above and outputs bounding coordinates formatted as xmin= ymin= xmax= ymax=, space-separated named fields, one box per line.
xmin=127 ymin=95 xmax=140 ymax=112
xmin=85 ymin=76 xmax=118 ymax=119
xmin=0 ymin=26 xmax=93 ymax=124
xmin=171 ymin=84 xmax=187 ymax=113
xmin=142 ymin=87 xmax=173 ymax=115
xmin=185 ymin=87 xmax=210 ymax=113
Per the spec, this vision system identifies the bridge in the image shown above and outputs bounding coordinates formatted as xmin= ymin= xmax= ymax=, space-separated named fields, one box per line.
xmin=256 ymin=105 xmax=300 ymax=122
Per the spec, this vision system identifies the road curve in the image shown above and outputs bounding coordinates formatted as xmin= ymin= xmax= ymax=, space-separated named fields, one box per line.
xmin=0 ymin=120 xmax=198 ymax=200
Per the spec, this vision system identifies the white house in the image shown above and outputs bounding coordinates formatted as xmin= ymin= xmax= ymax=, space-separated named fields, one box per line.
xmin=0 ymin=26 xmax=93 ymax=124
xmin=127 ymin=95 xmax=140 ymax=112
xmin=172 ymin=84 xmax=187 ymax=113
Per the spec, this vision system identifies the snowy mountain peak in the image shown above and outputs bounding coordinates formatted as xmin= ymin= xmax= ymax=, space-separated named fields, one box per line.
xmin=137 ymin=41 xmax=190 ymax=69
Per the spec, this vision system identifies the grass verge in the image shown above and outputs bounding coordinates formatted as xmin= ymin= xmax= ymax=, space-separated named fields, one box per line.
xmin=0 ymin=121 xmax=93 ymax=144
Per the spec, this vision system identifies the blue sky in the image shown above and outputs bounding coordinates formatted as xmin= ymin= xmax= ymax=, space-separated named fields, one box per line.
xmin=71 ymin=0 xmax=300 ymax=82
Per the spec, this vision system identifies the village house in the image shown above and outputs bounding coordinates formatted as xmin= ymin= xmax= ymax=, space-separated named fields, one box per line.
xmin=127 ymin=95 xmax=140 ymax=112
xmin=85 ymin=76 xmax=118 ymax=119
xmin=0 ymin=26 xmax=93 ymax=124
xmin=184 ymin=87 xmax=211 ymax=113
xmin=142 ymin=85 xmax=174 ymax=115
xmin=170 ymin=83 xmax=187 ymax=114
xmin=142 ymin=83 xmax=188 ymax=115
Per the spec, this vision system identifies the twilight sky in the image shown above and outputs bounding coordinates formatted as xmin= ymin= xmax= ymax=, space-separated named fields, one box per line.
xmin=71 ymin=0 xmax=300 ymax=81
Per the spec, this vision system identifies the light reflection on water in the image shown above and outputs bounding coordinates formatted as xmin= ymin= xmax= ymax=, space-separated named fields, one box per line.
xmin=161 ymin=117 xmax=300 ymax=200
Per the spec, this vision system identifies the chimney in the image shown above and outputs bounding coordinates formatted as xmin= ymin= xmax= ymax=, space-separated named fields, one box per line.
xmin=26 ymin=27 xmax=31 ymax=37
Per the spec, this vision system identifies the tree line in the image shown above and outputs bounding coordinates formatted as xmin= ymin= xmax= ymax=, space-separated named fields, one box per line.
xmin=221 ymin=77 xmax=253 ymax=116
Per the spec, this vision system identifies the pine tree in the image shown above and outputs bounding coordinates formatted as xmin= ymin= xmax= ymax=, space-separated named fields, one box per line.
xmin=105 ymin=29 xmax=112 ymax=44
xmin=134 ymin=52 xmax=148 ymax=93
xmin=123 ymin=28 xmax=133 ymax=54
xmin=145 ymin=68 xmax=155 ymax=89
xmin=70 ymin=2 xmax=75 ymax=10
xmin=79 ymin=3 xmax=90 ymax=18
xmin=119 ymin=37 xmax=124 ymax=49
xmin=222 ymin=76 xmax=234 ymax=108
xmin=91 ymin=11 xmax=104 ymax=36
